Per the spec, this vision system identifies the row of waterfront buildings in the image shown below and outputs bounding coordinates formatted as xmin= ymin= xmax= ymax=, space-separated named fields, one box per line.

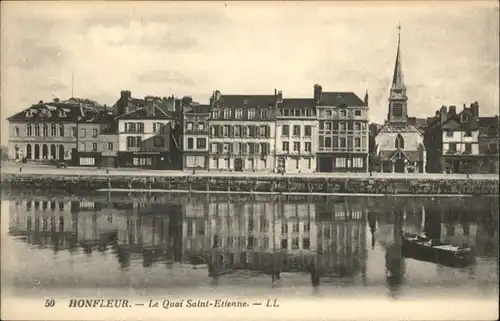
xmin=6 ymin=29 xmax=499 ymax=174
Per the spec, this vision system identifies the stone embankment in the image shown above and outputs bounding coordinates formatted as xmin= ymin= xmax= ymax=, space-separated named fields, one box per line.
xmin=1 ymin=172 xmax=498 ymax=196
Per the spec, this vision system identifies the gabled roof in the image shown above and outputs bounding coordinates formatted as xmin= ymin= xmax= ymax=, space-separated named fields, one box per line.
xmin=213 ymin=95 xmax=278 ymax=109
xmin=317 ymin=92 xmax=366 ymax=107
xmin=441 ymin=108 xmax=479 ymax=131
xmin=116 ymin=103 xmax=174 ymax=120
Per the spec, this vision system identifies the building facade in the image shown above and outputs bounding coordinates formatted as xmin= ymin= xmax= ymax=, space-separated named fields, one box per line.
xmin=440 ymin=104 xmax=481 ymax=173
xmin=478 ymin=115 xmax=499 ymax=173
xmin=208 ymin=90 xmax=280 ymax=172
xmin=275 ymin=98 xmax=318 ymax=173
xmin=115 ymin=91 xmax=182 ymax=170
xmin=316 ymin=85 xmax=370 ymax=172
xmin=182 ymin=105 xmax=210 ymax=170
xmin=7 ymin=99 xmax=103 ymax=162
xmin=374 ymin=27 xmax=426 ymax=173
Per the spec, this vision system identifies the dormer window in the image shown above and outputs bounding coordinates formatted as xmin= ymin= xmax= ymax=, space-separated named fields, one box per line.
xmin=461 ymin=114 xmax=469 ymax=122
xmin=223 ymin=109 xmax=231 ymax=119
xmin=25 ymin=110 xmax=33 ymax=118
xmin=212 ymin=110 xmax=220 ymax=119
xmin=395 ymin=134 xmax=405 ymax=149
xmin=248 ymin=109 xmax=255 ymax=119
xmin=260 ymin=109 xmax=266 ymax=119
xmin=59 ymin=110 xmax=66 ymax=118
xmin=235 ymin=109 xmax=243 ymax=119
xmin=340 ymin=110 xmax=347 ymax=117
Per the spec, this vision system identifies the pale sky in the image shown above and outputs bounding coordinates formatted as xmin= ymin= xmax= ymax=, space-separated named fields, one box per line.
xmin=1 ymin=1 xmax=499 ymax=145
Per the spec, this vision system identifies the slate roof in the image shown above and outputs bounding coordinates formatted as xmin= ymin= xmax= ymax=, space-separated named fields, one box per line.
xmin=317 ymin=92 xmax=366 ymax=107
xmin=7 ymin=100 xmax=112 ymax=123
xmin=184 ymin=104 xmax=211 ymax=115
xmin=213 ymin=95 xmax=278 ymax=109
xmin=116 ymin=103 xmax=175 ymax=120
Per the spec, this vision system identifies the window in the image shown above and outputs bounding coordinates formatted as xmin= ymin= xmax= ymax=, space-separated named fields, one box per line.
xmin=186 ymin=122 xmax=193 ymax=131
xmin=335 ymin=157 xmax=346 ymax=168
xmin=198 ymin=122 xmax=205 ymax=131
xmin=224 ymin=109 xmax=231 ymax=119
xmin=292 ymin=238 xmax=299 ymax=249
xmin=461 ymin=114 xmax=469 ymax=122
xmin=292 ymin=222 xmax=299 ymax=232
xmin=234 ymin=125 xmax=241 ymax=137
xmin=92 ymin=129 xmax=98 ymax=138
xmin=50 ymin=125 xmax=56 ymax=136
xmin=59 ymin=125 xmax=64 ymax=137
xmin=395 ymin=134 xmax=404 ymax=149
xmin=304 ymin=223 xmax=310 ymax=232
xmin=187 ymin=138 xmax=194 ymax=149
xmin=325 ymin=137 xmax=332 ymax=148
xmin=34 ymin=125 xmax=40 ymax=136
xmin=282 ymin=125 xmax=289 ymax=136
xmin=353 ymin=157 xmax=364 ymax=168
xmin=340 ymin=137 xmax=346 ymax=148
xmin=26 ymin=125 xmax=32 ymax=136
xmin=80 ymin=128 xmax=86 ymax=138
xmin=155 ymin=122 xmax=165 ymax=132
xmin=281 ymin=239 xmax=288 ymax=249
xmin=126 ymin=136 xmax=142 ymax=148
xmin=212 ymin=110 xmax=220 ymax=119
xmin=293 ymin=142 xmax=300 ymax=152
xmin=303 ymin=238 xmax=310 ymax=250
xmin=42 ymin=124 xmax=48 ymax=136
xmin=263 ymin=236 xmax=270 ymax=249
xmin=355 ymin=110 xmax=362 ymax=116
xmin=282 ymin=142 xmax=289 ymax=152
xmin=446 ymin=131 xmax=453 ymax=137
xmin=260 ymin=109 xmax=267 ymax=119
xmin=211 ymin=143 xmax=218 ymax=153
xmin=107 ymin=142 xmax=113 ymax=151
xmin=354 ymin=137 xmax=361 ymax=148
xmin=304 ymin=125 xmax=312 ymax=137
xmin=340 ymin=110 xmax=347 ymax=117
xmin=354 ymin=122 xmax=361 ymax=131
xmin=293 ymin=125 xmax=301 ymax=136
xmin=259 ymin=125 xmax=266 ymax=137
xmin=339 ymin=122 xmax=346 ymax=131
xmin=392 ymin=103 xmax=403 ymax=116
xmin=154 ymin=137 xmax=165 ymax=147
xmin=247 ymin=109 xmax=255 ymax=119
xmin=464 ymin=143 xmax=472 ymax=154
xmin=305 ymin=142 xmax=312 ymax=152
xmin=197 ymin=138 xmax=206 ymax=149
xmin=235 ymin=109 xmax=242 ymax=119
xmin=464 ymin=130 xmax=472 ymax=137
xmin=92 ymin=143 xmax=98 ymax=151
xmin=326 ymin=110 xmax=332 ymax=117
xmin=223 ymin=125 xmax=230 ymax=137
xmin=449 ymin=143 xmax=457 ymax=153
xmin=14 ymin=127 xmax=19 ymax=136
xmin=281 ymin=222 xmax=288 ymax=234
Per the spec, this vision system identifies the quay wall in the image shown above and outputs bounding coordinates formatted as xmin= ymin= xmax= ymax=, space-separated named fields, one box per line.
xmin=1 ymin=173 xmax=498 ymax=196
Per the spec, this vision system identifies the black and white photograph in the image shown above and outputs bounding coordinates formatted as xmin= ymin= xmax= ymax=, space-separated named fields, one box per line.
xmin=1 ymin=1 xmax=498 ymax=320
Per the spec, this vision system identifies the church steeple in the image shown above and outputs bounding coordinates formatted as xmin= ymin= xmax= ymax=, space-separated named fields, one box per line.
xmin=387 ymin=23 xmax=408 ymax=123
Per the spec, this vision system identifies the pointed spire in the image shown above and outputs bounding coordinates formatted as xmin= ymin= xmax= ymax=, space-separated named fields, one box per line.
xmin=391 ymin=22 xmax=405 ymax=90
xmin=364 ymin=90 xmax=369 ymax=106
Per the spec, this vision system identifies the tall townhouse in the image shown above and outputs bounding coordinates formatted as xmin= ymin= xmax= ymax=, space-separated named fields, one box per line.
xmin=275 ymin=98 xmax=318 ymax=173
xmin=478 ymin=115 xmax=499 ymax=173
xmin=7 ymin=98 xmax=101 ymax=162
xmin=75 ymin=108 xmax=117 ymax=167
xmin=440 ymin=104 xmax=482 ymax=173
xmin=208 ymin=90 xmax=280 ymax=172
xmin=315 ymin=84 xmax=370 ymax=172
xmin=114 ymin=91 xmax=182 ymax=170
xmin=182 ymin=104 xmax=210 ymax=170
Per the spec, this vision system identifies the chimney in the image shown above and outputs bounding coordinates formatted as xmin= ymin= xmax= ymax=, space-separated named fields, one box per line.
xmin=277 ymin=90 xmax=283 ymax=102
xmin=440 ymin=105 xmax=447 ymax=125
xmin=118 ymin=90 xmax=131 ymax=116
xmin=181 ymin=96 xmax=193 ymax=107
xmin=448 ymin=105 xmax=456 ymax=116
xmin=470 ymin=101 xmax=479 ymax=119
xmin=314 ymin=84 xmax=322 ymax=102
xmin=274 ymin=89 xmax=277 ymax=96
xmin=215 ymin=90 xmax=221 ymax=102
xmin=364 ymin=90 xmax=369 ymax=106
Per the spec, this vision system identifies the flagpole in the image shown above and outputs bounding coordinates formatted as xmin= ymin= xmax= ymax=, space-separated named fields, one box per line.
xmin=72 ymin=72 xmax=75 ymax=98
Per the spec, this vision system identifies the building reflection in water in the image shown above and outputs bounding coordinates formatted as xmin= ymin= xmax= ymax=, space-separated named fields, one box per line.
xmin=7 ymin=195 xmax=498 ymax=289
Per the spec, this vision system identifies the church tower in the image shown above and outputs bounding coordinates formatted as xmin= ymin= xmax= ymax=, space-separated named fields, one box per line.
xmin=387 ymin=24 xmax=408 ymax=123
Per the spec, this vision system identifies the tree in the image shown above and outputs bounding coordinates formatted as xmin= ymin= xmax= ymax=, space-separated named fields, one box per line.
xmin=0 ymin=146 xmax=8 ymax=161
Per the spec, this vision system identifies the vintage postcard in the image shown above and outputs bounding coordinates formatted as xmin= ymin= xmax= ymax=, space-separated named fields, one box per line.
xmin=1 ymin=1 xmax=498 ymax=320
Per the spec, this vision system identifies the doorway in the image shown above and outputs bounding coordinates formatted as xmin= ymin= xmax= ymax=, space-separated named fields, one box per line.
xmin=395 ymin=159 xmax=405 ymax=173
xmin=235 ymin=158 xmax=243 ymax=172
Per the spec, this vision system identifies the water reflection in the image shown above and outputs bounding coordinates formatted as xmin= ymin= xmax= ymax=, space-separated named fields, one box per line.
xmin=6 ymin=195 xmax=499 ymax=295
